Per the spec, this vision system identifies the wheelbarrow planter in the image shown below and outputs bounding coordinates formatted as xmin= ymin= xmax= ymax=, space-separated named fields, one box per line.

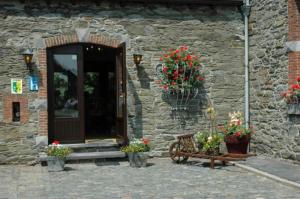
xmin=169 ymin=133 xmax=255 ymax=169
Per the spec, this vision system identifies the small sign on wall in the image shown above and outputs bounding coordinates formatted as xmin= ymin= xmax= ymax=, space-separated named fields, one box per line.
xmin=11 ymin=79 xmax=22 ymax=94
xmin=29 ymin=75 xmax=39 ymax=91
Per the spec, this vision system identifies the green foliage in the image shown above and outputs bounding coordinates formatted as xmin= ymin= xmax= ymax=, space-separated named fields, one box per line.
xmin=203 ymin=133 xmax=223 ymax=152
xmin=121 ymin=138 xmax=150 ymax=153
xmin=47 ymin=145 xmax=72 ymax=158
xmin=195 ymin=131 xmax=209 ymax=145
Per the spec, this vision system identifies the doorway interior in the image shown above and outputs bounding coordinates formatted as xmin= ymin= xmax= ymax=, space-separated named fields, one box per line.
xmin=83 ymin=44 xmax=116 ymax=139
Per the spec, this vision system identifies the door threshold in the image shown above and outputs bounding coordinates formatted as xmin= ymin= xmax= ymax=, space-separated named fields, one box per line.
xmin=85 ymin=138 xmax=117 ymax=144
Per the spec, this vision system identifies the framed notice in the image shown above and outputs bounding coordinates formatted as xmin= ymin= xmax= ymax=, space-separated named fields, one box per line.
xmin=29 ymin=75 xmax=39 ymax=91
xmin=11 ymin=79 xmax=23 ymax=94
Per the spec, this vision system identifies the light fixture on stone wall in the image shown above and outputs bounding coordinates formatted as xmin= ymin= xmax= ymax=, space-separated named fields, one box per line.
xmin=21 ymin=49 xmax=33 ymax=70
xmin=133 ymin=54 xmax=142 ymax=66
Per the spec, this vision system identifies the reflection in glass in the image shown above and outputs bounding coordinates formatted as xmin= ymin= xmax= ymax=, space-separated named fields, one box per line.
xmin=53 ymin=54 xmax=79 ymax=118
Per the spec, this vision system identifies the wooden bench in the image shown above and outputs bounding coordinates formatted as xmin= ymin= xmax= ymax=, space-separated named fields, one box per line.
xmin=169 ymin=133 xmax=255 ymax=169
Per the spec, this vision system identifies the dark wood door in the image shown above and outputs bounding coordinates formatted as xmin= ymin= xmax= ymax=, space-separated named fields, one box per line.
xmin=47 ymin=45 xmax=85 ymax=143
xmin=116 ymin=43 xmax=127 ymax=143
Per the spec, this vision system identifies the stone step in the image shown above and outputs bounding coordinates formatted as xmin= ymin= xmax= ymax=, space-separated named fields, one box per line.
xmin=60 ymin=142 xmax=121 ymax=153
xmin=39 ymin=151 xmax=126 ymax=162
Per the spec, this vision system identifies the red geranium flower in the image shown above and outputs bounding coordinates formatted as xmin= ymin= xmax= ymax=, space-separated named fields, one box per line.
xmin=162 ymin=67 xmax=168 ymax=73
xmin=235 ymin=132 xmax=241 ymax=137
xmin=297 ymin=77 xmax=300 ymax=82
xmin=291 ymin=84 xmax=300 ymax=90
xmin=52 ymin=140 xmax=60 ymax=145
xmin=142 ymin=138 xmax=150 ymax=145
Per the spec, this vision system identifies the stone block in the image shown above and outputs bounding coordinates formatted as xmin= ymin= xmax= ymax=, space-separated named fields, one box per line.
xmin=35 ymin=136 xmax=48 ymax=147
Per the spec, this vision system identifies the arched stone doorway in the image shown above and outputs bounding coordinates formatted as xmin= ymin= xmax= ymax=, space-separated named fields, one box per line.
xmin=37 ymin=34 xmax=127 ymax=144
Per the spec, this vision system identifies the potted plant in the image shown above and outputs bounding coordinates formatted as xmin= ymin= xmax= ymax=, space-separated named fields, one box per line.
xmin=281 ymin=77 xmax=300 ymax=114
xmin=195 ymin=131 xmax=209 ymax=151
xmin=121 ymin=138 xmax=150 ymax=167
xmin=220 ymin=111 xmax=252 ymax=154
xmin=46 ymin=141 xmax=72 ymax=172
xmin=202 ymin=133 xmax=223 ymax=156
xmin=157 ymin=46 xmax=205 ymax=93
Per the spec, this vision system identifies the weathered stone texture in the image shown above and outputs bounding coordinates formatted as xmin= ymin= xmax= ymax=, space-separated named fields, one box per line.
xmin=0 ymin=0 xmax=244 ymax=163
xmin=249 ymin=0 xmax=298 ymax=160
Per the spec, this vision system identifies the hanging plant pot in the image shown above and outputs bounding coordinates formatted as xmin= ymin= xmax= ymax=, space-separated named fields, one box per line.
xmin=225 ymin=134 xmax=250 ymax=154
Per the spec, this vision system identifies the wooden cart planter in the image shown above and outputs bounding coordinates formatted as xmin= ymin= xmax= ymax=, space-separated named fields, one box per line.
xmin=169 ymin=133 xmax=255 ymax=169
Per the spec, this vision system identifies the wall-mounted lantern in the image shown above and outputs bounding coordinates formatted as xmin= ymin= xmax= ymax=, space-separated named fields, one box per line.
xmin=21 ymin=49 xmax=33 ymax=70
xmin=133 ymin=54 xmax=143 ymax=66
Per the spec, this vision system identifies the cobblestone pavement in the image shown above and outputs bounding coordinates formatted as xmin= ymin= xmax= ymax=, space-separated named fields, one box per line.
xmin=1 ymin=158 xmax=300 ymax=199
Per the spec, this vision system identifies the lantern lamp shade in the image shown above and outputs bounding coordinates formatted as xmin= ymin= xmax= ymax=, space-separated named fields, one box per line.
xmin=22 ymin=49 xmax=33 ymax=65
xmin=133 ymin=54 xmax=142 ymax=65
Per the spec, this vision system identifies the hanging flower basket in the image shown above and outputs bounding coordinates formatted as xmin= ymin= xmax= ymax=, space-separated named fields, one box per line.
xmin=157 ymin=46 xmax=205 ymax=93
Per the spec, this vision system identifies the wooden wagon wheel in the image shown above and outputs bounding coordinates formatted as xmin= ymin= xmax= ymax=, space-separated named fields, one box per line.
xmin=169 ymin=141 xmax=189 ymax=163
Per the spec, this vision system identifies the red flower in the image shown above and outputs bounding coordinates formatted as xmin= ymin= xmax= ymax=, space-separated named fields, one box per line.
xmin=171 ymin=81 xmax=177 ymax=86
xmin=52 ymin=140 xmax=60 ymax=145
xmin=196 ymin=76 xmax=205 ymax=81
xmin=173 ymin=70 xmax=179 ymax=76
xmin=186 ymin=54 xmax=192 ymax=61
xmin=162 ymin=67 xmax=168 ymax=73
xmin=163 ymin=85 xmax=168 ymax=91
xmin=297 ymin=77 xmax=300 ymax=82
xmin=291 ymin=84 xmax=300 ymax=90
xmin=184 ymin=76 xmax=189 ymax=81
xmin=142 ymin=138 xmax=150 ymax=145
xmin=235 ymin=132 xmax=241 ymax=137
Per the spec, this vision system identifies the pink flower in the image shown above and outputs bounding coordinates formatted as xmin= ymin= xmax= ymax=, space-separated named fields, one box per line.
xmin=52 ymin=140 xmax=60 ymax=145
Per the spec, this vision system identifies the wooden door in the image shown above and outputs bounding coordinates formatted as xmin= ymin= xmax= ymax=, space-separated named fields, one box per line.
xmin=116 ymin=43 xmax=127 ymax=143
xmin=47 ymin=45 xmax=85 ymax=143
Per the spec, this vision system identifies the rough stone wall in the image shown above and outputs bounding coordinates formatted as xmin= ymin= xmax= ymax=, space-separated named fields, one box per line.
xmin=249 ymin=0 xmax=300 ymax=161
xmin=0 ymin=0 xmax=244 ymax=163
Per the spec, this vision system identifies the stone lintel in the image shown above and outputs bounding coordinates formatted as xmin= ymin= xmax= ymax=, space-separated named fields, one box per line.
xmin=286 ymin=41 xmax=300 ymax=52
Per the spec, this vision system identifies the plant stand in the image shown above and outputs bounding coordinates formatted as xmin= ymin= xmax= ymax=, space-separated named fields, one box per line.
xmin=128 ymin=152 xmax=148 ymax=167
xmin=47 ymin=156 xmax=65 ymax=172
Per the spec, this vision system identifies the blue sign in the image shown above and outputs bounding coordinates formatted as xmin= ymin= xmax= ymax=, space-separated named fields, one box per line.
xmin=29 ymin=75 xmax=39 ymax=91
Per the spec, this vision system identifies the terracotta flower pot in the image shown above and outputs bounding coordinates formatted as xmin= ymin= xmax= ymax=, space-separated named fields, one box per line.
xmin=225 ymin=134 xmax=250 ymax=154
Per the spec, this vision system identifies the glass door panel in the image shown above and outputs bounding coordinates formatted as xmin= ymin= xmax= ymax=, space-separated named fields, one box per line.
xmin=53 ymin=54 xmax=79 ymax=118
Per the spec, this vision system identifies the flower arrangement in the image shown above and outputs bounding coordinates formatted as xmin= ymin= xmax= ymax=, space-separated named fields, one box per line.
xmin=220 ymin=111 xmax=251 ymax=143
xmin=46 ymin=141 xmax=72 ymax=158
xmin=281 ymin=77 xmax=300 ymax=104
xmin=203 ymin=133 xmax=223 ymax=155
xmin=121 ymin=138 xmax=150 ymax=153
xmin=157 ymin=46 xmax=205 ymax=92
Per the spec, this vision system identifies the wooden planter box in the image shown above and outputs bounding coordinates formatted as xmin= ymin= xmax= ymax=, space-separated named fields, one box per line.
xmin=287 ymin=104 xmax=300 ymax=115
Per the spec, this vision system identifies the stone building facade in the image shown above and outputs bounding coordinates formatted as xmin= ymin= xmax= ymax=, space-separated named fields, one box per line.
xmin=249 ymin=0 xmax=300 ymax=162
xmin=0 ymin=0 xmax=298 ymax=164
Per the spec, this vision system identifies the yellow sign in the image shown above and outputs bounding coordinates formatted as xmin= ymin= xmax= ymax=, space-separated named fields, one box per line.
xmin=11 ymin=79 xmax=22 ymax=94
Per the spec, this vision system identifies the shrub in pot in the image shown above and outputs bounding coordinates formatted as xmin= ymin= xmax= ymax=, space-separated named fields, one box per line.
xmin=46 ymin=141 xmax=72 ymax=172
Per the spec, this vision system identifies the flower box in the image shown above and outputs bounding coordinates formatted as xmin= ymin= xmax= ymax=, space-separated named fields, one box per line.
xmin=287 ymin=104 xmax=300 ymax=115
xmin=47 ymin=156 xmax=65 ymax=172
xmin=128 ymin=152 xmax=148 ymax=167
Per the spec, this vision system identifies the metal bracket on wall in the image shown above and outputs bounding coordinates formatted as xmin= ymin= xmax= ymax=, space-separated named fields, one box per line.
xmin=241 ymin=5 xmax=251 ymax=17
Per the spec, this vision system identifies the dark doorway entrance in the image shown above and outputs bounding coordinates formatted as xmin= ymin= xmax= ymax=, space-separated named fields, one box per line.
xmin=47 ymin=43 xmax=127 ymax=144
xmin=83 ymin=44 xmax=116 ymax=139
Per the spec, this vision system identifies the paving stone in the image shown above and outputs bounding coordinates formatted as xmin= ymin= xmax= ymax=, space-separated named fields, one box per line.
xmin=0 ymin=158 xmax=300 ymax=199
